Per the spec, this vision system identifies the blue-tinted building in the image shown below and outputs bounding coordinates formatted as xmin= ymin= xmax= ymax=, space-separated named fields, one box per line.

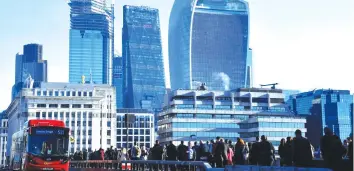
xmin=12 ymin=44 xmax=48 ymax=100
xmin=112 ymin=55 xmax=123 ymax=108
xmin=68 ymin=0 xmax=114 ymax=85
xmin=294 ymin=89 xmax=353 ymax=147
xmin=122 ymin=5 xmax=166 ymax=110
xmin=283 ymin=89 xmax=301 ymax=113
xmin=158 ymin=87 xmax=307 ymax=149
xmin=169 ymin=0 xmax=250 ymax=91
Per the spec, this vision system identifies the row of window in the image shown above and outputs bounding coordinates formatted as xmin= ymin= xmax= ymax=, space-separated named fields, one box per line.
xmin=239 ymin=131 xmax=304 ymax=138
xmin=117 ymin=122 xmax=153 ymax=128
xmin=117 ymin=129 xmax=151 ymax=135
xmin=159 ymin=122 xmax=239 ymax=129
xmin=34 ymin=112 xmax=115 ymax=119
xmin=36 ymin=90 xmax=93 ymax=97
xmin=173 ymin=104 xmax=287 ymax=112
xmin=239 ymin=122 xmax=305 ymax=129
xmin=116 ymin=143 xmax=151 ymax=148
xmin=35 ymin=104 xmax=93 ymax=109
xmin=161 ymin=113 xmax=249 ymax=120
xmin=116 ymin=136 xmax=151 ymax=142
xmin=172 ymin=97 xmax=284 ymax=103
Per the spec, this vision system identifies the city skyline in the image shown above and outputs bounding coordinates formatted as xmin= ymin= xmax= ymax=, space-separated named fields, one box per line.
xmin=0 ymin=0 xmax=353 ymax=109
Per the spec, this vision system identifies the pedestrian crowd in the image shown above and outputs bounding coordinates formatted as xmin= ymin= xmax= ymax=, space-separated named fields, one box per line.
xmin=71 ymin=127 xmax=352 ymax=171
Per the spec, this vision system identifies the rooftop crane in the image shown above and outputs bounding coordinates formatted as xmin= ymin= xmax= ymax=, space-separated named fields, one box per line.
xmin=260 ymin=83 xmax=278 ymax=89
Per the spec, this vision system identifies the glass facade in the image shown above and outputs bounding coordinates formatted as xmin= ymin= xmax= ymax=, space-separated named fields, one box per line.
xmin=168 ymin=0 xmax=250 ymax=91
xmin=246 ymin=48 xmax=253 ymax=88
xmin=112 ymin=56 xmax=123 ymax=108
xmin=12 ymin=44 xmax=48 ymax=100
xmin=122 ymin=6 xmax=166 ymax=110
xmin=68 ymin=0 xmax=114 ymax=85
xmin=295 ymin=89 xmax=353 ymax=147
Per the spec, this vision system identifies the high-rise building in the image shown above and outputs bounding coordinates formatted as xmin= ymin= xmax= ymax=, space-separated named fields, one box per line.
xmin=169 ymin=0 xmax=250 ymax=91
xmin=112 ymin=55 xmax=123 ymax=108
xmin=294 ymin=89 xmax=353 ymax=147
xmin=158 ymin=87 xmax=306 ymax=150
xmin=6 ymin=82 xmax=116 ymax=155
xmin=122 ymin=5 xmax=166 ymax=110
xmin=12 ymin=44 xmax=48 ymax=100
xmin=68 ymin=0 xmax=114 ymax=85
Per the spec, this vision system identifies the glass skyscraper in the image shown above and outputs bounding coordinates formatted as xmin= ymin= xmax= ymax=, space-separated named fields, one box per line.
xmin=294 ymin=89 xmax=353 ymax=147
xmin=12 ymin=44 xmax=48 ymax=100
xmin=122 ymin=5 xmax=166 ymax=110
xmin=169 ymin=0 xmax=250 ymax=91
xmin=112 ymin=55 xmax=123 ymax=108
xmin=68 ymin=0 xmax=114 ymax=84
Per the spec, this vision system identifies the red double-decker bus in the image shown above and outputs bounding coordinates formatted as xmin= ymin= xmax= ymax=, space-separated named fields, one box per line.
xmin=10 ymin=120 xmax=70 ymax=171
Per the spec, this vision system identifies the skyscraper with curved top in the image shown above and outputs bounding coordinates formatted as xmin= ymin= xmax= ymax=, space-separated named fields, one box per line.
xmin=169 ymin=0 xmax=251 ymax=91
xmin=68 ymin=0 xmax=114 ymax=85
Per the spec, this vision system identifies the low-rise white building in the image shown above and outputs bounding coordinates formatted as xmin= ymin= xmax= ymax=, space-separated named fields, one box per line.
xmin=116 ymin=109 xmax=154 ymax=149
xmin=6 ymin=82 xmax=116 ymax=156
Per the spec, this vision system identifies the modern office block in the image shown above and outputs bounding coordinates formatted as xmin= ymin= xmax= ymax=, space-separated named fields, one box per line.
xmin=12 ymin=44 xmax=48 ymax=100
xmin=283 ymin=89 xmax=301 ymax=113
xmin=6 ymin=82 xmax=117 ymax=156
xmin=113 ymin=56 xmax=123 ymax=108
xmin=169 ymin=0 xmax=250 ymax=90
xmin=68 ymin=0 xmax=114 ymax=85
xmin=158 ymin=87 xmax=306 ymax=150
xmin=122 ymin=6 xmax=166 ymax=110
xmin=116 ymin=109 xmax=154 ymax=148
xmin=294 ymin=89 xmax=353 ymax=147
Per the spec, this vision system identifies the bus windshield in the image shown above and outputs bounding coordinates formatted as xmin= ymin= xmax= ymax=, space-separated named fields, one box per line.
xmin=28 ymin=127 xmax=69 ymax=157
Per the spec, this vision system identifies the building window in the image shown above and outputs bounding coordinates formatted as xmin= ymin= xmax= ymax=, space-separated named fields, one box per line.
xmin=72 ymin=104 xmax=81 ymax=108
xmin=77 ymin=121 xmax=80 ymax=126
xmin=54 ymin=112 xmax=58 ymax=118
xmin=49 ymin=104 xmax=58 ymax=108
xmin=88 ymin=121 xmax=92 ymax=126
xmin=60 ymin=91 xmax=64 ymax=96
xmin=36 ymin=112 xmax=40 ymax=118
xmin=88 ymin=130 xmax=92 ymax=135
xmin=37 ymin=91 xmax=41 ymax=96
xmin=89 ymin=92 xmax=93 ymax=97
xmin=37 ymin=104 xmax=46 ymax=108
xmin=61 ymin=104 xmax=69 ymax=108
xmin=71 ymin=112 xmax=75 ymax=118
xmin=107 ymin=139 xmax=111 ymax=145
xmin=83 ymin=121 xmax=86 ymax=126
xmin=54 ymin=91 xmax=59 ymax=96
xmin=48 ymin=112 xmax=52 ymax=118
xmin=49 ymin=91 xmax=53 ymax=96
xmin=84 ymin=104 xmax=92 ymax=108
xmin=88 ymin=112 xmax=92 ymax=118
xmin=60 ymin=112 xmax=64 ymax=118
xmin=72 ymin=91 xmax=76 ymax=96
xmin=41 ymin=112 xmax=46 ymax=118
xmin=66 ymin=112 xmax=69 ymax=118
xmin=43 ymin=91 xmax=47 ymax=96
xmin=78 ymin=92 xmax=82 ymax=96
xmin=71 ymin=121 xmax=75 ymax=126
xmin=66 ymin=91 xmax=70 ymax=96
xmin=107 ymin=121 xmax=111 ymax=127
xmin=107 ymin=130 xmax=111 ymax=136
xmin=88 ymin=139 xmax=91 ymax=144
xmin=83 ymin=92 xmax=87 ymax=96
xmin=83 ymin=112 xmax=87 ymax=118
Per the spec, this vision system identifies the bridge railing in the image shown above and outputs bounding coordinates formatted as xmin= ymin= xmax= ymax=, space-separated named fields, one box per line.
xmin=70 ymin=160 xmax=212 ymax=171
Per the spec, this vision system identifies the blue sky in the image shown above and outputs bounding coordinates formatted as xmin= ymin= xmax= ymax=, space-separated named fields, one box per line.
xmin=0 ymin=0 xmax=353 ymax=110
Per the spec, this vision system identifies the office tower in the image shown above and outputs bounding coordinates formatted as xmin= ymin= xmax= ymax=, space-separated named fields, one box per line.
xmin=122 ymin=6 xmax=166 ymax=109
xmin=169 ymin=0 xmax=250 ymax=91
xmin=283 ymin=89 xmax=301 ymax=113
xmin=12 ymin=44 xmax=48 ymax=100
xmin=112 ymin=55 xmax=123 ymax=108
xmin=68 ymin=0 xmax=114 ymax=84
xmin=158 ymin=87 xmax=306 ymax=150
xmin=294 ymin=89 xmax=353 ymax=147
xmin=6 ymin=82 xmax=117 ymax=154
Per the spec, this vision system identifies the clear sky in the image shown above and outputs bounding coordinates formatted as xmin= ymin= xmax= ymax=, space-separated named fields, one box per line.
xmin=0 ymin=0 xmax=353 ymax=110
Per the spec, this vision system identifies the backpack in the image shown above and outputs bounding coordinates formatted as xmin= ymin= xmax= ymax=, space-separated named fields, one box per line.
xmin=132 ymin=146 xmax=141 ymax=157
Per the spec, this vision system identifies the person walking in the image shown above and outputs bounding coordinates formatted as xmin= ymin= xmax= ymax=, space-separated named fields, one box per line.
xmin=292 ymin=129 xmax=313 ymax=167
xmin=166 ymin=141 xmax=178 ymax=171
xmin=234 ymin=138 xmax=248 ymax=165
xmin=284 ymin=137 xmax=293 ymax=166
xmin=249 ymin=136 xmax=260 ymax=165
xmin=258 ymin=135 xmax=275 ymax=166
xmin=278 ymin=138 xmax=286 ymax=166
xmin=177 ymin=141 xmax=188 ymax=161
xmin=321 ymin=127 xmax=346 ymax=171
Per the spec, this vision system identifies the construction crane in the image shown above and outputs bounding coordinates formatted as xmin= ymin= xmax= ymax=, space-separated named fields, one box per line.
xmin=260 ymin=83 xmax=278 ymax=89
